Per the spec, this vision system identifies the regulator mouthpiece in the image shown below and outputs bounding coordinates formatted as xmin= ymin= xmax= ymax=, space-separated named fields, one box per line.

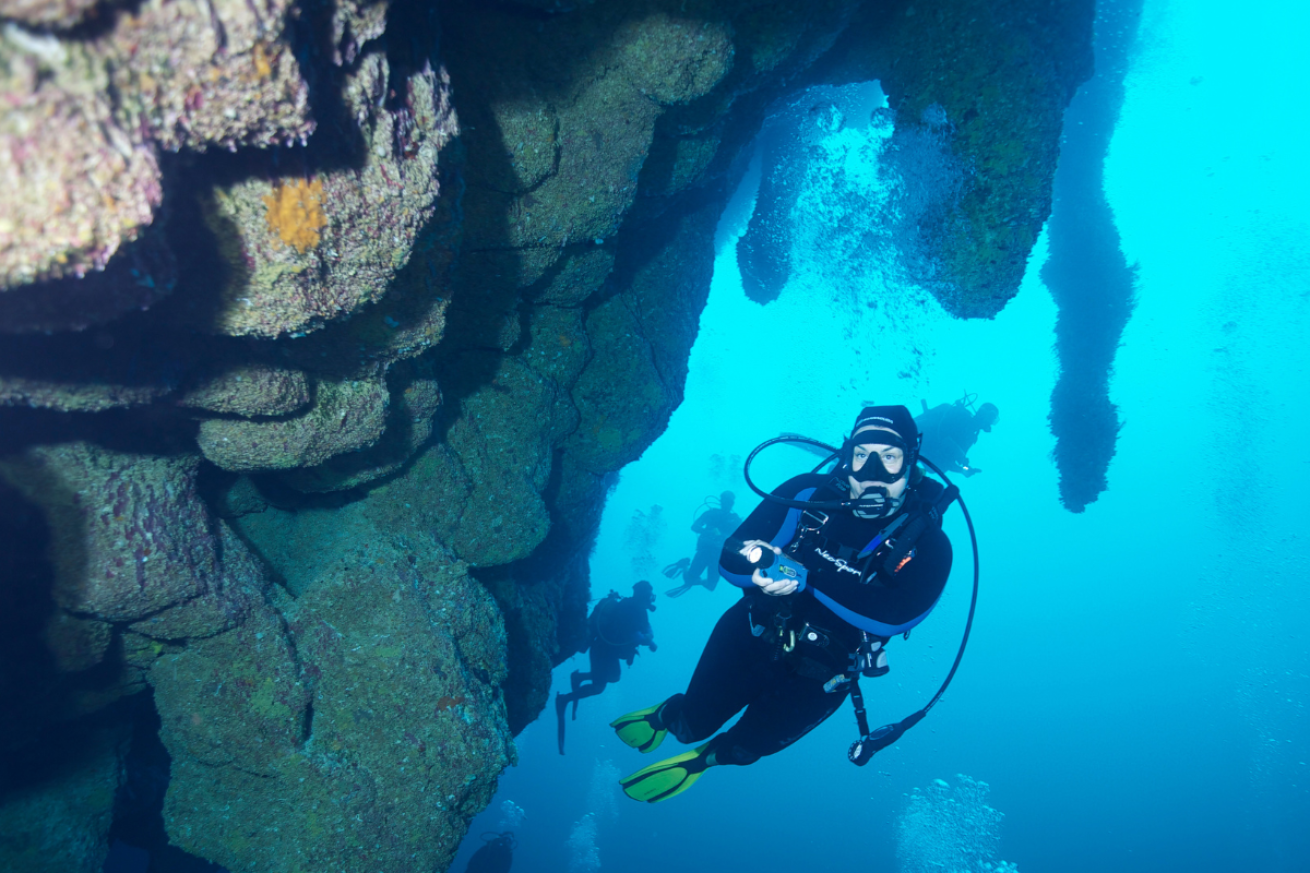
xmin=850 ymin=486 xmax=902 ymax=520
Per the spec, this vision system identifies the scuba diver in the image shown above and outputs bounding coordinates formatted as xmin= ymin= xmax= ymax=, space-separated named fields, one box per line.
xmin=610 ymin=406 xmax=957 ymax=802
xmin=915 ymin=395 xmax=998 ymax=477
xmin=556 ymin=580 xmax=658 ymax=755
xmin=662 ymin=491 xmax=742 ymax=598
xmin=464 ymin=832 xmax=515 ymax=873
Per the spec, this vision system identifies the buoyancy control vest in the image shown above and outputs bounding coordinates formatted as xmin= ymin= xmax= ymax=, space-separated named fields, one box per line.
xmin=790 ymin=474 xmax=955 ymax=592
xmin=741 ymin=434 xmax=980 ymax=767
xmin=588 ymin=592 xmax=649 ymax=654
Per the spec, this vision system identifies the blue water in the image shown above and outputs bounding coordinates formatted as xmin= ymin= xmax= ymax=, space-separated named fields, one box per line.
xmin=451 ymin=2 xmax=1310 ymax=871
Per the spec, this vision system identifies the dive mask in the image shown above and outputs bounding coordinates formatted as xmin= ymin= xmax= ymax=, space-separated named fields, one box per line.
xmin=843 ymin=428 xmax=908 ymax=484
xmin=845 ymin=432 xmax=909 ymax=519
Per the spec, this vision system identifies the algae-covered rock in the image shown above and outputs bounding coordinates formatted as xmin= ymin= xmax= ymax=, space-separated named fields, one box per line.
xmin=197 ymin=375 xmax=389 ymax=472
xmin=446 ymin=1 xmax=733 ymax=301
xmin=565 ymin=194 xmax=718 ymax=475
xmin=127 ymin=522 xmax=265 ymax=641
xmin=330 ymin=0 xmax=390 ymax=66
xmin=0 ymin=29 xmax=163 ymax=293
xmin=518 ymin=302 xmax=592 ymax=392
xmin=161 ymin=515 xmax=512 ymax=873
xmin=407 ymin=301 xmax=592 ymax=568
xmin=639 ymin=125 xmax=725 ymax=198
xmin=271 ymin=165 xmax=461 ymax=377
xmin=0 ymin=443 xmax=261 ymax=631
xmin=827 ymin=0 xmax=1095 ymax=315
xmin=0 ymin=366 xmax=173 ymax=412
xmin=437 ymin=352 xmax=581 ymax=567
xmin=1 ymin=0 xmax=107 ymax=29
xmin=280 ymin=356 xmax=442 ymax=493
xmin=150 ymin=603 xmax=309 ymax=775
xmin=466 ymin=100 xmax=560 ymax=194
xmin=0 ymin=439 xmax=264 ymax=720
xmin=192 ymin=52 xmax=457 ymax=337
xmin=102 ymin=0 xmax=312 ymax=153
xmin=0 ymin=0 xmax=314 ymax=297
xmin=1 ymin=469 xmax=153 ymax=738
xmin=529 ymin=244 xmax=617 ymax=307
xmin=179 ymin=362 xmax=312 ymax=417
xmin=213 ymin=474 xmax=268 ymax=519
xmin=637 ymin=0 xmax=862 ymax=201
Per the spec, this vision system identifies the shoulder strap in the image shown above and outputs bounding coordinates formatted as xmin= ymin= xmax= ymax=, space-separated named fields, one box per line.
xmin=875 ymin=480 xmax=958 ymax=579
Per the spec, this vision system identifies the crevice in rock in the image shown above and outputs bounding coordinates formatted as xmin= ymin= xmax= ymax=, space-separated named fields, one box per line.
xmin=108 ymin=691 xmax=226 ymax=873
xmin=0 ymin=478 xmax=61 ymax=751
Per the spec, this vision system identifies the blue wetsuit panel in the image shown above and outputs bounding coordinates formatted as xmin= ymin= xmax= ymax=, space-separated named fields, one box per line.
xmin=720 ymin=473 xmax=953 ymax=634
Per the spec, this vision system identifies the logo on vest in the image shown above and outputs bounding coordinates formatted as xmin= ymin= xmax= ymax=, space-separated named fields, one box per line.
xmin=814 ymin=547 xmax=861 ymax=576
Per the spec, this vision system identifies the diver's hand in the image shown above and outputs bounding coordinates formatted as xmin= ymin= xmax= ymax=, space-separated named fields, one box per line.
xmin=739 ymin=539 xmax=780 ymax=560
xmin=751 ymin=568 xmax=798 ymax=597
xmin=962 ymin=466 xmax=980 ymax=478
xmin=739 ymin=540 xmax=795 ymax=595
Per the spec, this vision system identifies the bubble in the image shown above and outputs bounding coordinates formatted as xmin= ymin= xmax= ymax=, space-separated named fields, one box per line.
xmin=895 ymin=774 xmax=1018 ymax=873
xmin=496 ymin=799 xmax=525 ymax=830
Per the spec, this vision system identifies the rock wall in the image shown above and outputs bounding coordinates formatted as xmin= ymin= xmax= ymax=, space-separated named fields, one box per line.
xmin=0 ymin=1 xmax=1093 ymax=870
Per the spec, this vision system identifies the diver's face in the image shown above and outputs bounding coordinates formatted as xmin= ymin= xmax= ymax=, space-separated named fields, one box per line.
xmin=848 ymin=442 xmax=908 ymax=501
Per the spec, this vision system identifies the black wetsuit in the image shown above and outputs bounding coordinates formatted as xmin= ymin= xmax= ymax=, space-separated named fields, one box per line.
xmin=465 ymin=834 xmax=513 ymax=873
xmin=585 ymin=595 xmax=654 ymax=688
xmin=659 ymin=473 xmax=952 ymax=766
xmin=915 ymin=403 xmax=981 ymax=473
xmin=669 ymin=506 xmax=741 ymax=595
xmin=558 ymin=593 xmax=655 ymax=754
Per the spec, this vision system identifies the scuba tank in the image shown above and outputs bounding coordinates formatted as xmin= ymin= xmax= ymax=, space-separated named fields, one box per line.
xmin=585 ymin=592 xmax=622 ymax=652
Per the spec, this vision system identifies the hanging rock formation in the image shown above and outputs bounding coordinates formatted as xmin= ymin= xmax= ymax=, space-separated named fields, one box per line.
xmin=0 ymin=1 xmax=1094 ymax=871
xmin=739 ymin=0 xmax=1095 ymax=314
xmin=1043 ymin=0 xmax=1145 ymax=512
